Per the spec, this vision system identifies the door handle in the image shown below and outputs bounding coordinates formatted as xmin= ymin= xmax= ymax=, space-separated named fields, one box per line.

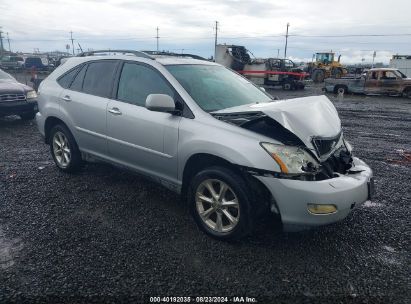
xmin=62 ymin=95 xmax=71 ymax=102
xmin=108 ymin=107 xmax=122 ymax=115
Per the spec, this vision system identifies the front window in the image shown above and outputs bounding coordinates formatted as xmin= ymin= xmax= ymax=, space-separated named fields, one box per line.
xmin=117 ymin=63 xmax=174 ymax=107
xmin=166 ymin=65 xmax=272 ymax=112
xmin=380 ymin=71 xmax=398 ymax=80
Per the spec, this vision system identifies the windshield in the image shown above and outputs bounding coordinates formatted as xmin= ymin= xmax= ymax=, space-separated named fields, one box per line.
xmin=0 ymin=69 xmax=15 ymax=81
xmin=166 ymin=64 xmax=272 ymax=112
xmin=396 ymin=70 xmax=407 ymax=78
xmin=316 ymin=53 xmax=334 ymax=63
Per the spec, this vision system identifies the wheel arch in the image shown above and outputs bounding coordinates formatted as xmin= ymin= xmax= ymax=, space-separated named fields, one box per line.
xmin=402 ymin=86 xmax=411 ymax=94
xmin=181 ymin=153 xmax=273 ymax=214
xmin=44 ymin=116 xmax=69 ymax=144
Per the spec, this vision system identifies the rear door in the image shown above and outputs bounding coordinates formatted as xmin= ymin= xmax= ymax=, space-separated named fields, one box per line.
xmin=106 ymin=61 xmax=181 ymax=183
xmin=59 ymin=59 xmax=119 ymax=157
xmin=364 ymin=71 xmax=380 ymax=94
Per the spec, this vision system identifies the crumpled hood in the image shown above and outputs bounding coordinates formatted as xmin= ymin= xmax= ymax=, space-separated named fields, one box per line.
xmin=212 ymin=95 xmax=341 ymax=150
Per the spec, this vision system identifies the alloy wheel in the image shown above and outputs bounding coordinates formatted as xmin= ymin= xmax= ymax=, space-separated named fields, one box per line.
xmin=52 ymin=131 xmax=71 ymax=168
xmin=195 ymin=179 xmax=240 ymax=233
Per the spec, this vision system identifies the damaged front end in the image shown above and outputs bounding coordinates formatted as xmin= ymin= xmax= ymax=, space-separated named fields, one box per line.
xmin=212 ymin=108 xmax=354 ymax=181
xmin=211 ymin=96 xmax=373 ymax=229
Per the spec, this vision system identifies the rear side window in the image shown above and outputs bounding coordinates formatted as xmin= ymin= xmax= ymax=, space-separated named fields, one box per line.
xmin=70 ymin=64 xmax=87 ymax=91
xmin=57 ymin=66 xmax=81 ymax=89
xmin=117 ymin=63 xmax=174 ymax=107
xmin=82 ymin=60 xmax=118 ymax=98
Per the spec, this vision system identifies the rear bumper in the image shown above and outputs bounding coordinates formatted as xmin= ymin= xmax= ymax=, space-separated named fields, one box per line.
xmin=255 ymin=157 xmax=373 ymax=231
xmin=0 ymin=100 xmax=38 ymax=116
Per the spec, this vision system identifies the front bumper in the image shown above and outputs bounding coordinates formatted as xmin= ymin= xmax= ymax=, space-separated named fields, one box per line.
xmin=0 ymin=100 xmax=38 ymax=116
xmin=255 ymin=157 xmax=373 ymax=231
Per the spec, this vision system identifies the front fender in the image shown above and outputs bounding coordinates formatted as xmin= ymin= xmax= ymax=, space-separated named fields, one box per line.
xmin=177 ymin=118 xmax=282 ymax=180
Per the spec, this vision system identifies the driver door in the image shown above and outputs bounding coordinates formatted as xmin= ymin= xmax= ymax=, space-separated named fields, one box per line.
xmin=379 ymin=71 xmax=403 ymax=94
xmin=106 ymin=62 xmax=181 ymax=184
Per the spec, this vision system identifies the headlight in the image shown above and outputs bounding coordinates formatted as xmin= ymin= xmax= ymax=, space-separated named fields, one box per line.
xmin=260 ymin=142 xmax=319 ymax=174
xmin=26 ymin=90 xmax=37 ymax=99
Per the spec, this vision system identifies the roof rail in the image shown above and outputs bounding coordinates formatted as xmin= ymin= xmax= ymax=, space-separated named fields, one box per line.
xmin=77 ymin=50 xmax=153 ymax=60
xmin=142 ymin=51 xmax=207 ymax=61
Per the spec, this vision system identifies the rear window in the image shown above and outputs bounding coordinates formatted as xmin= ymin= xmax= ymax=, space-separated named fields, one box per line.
xmin=25 ymin=58 xmax=42 ymax=65
xmin=57 ymin=66 xmax=81 ymax=89
xmin=70 ymin=65 xmax=87 ymax=91
xmin=82 ymin=60 xmax=118 ymax=98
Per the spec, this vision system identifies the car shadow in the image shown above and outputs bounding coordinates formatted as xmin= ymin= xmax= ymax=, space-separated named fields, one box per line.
xmin=0 ymin=115 xmax=34 ymax=127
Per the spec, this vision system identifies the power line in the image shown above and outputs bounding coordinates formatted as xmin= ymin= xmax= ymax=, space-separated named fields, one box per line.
xmin=7 ymin=32 xmax=411 ymax=43
xmin=290 ymin=33 xmax=411 ymax=38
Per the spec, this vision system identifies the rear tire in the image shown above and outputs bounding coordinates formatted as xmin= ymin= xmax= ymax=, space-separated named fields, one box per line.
xmin=188 ymin=166 xmax=254 ymax=240
xmin=334 ymin=85 xmax=348 ymax=95
xmin=49 ymin=124 xmax=82 ymax=173
xmin=404 ymin=88 xmax=411 ymax=99
xmin=19 ymin=112 xmax=36 ymax=120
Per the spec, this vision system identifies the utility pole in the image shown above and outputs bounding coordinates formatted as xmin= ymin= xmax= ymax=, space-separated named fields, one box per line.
xmin=277 ymin=48 xmax=280 ymax=58
xmin=214 ymin=21 xmax=219 ymax=61
xmin=156 ymin=27 xmax=160 ymax=52
xmin=284 ymin=22 xmax=290 ymax=59
xmin=372 ymin=50 xmax=376 ymax=68
xmin=0 ymin=27 xmax=4 ymax=58
xmin=6 ymin=32 xmax=11 ymax=52
xmin=70 ymin=31 xmax=75 ymax=55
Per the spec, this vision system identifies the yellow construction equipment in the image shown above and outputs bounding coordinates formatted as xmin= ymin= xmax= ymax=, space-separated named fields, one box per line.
xmin=307 ymin=52 xmax=347 ymax=83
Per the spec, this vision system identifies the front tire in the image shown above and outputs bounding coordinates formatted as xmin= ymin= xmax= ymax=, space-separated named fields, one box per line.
xmin=312 ymin=69 xmax=325 ymax=83
xmin=49 ymin=124 xmax=82 ymax=173
xmin=188 ymin=166 xmax=254 ymax=240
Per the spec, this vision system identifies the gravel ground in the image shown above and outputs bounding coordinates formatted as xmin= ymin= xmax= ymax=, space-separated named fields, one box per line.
xmin=0 ymin=84 xmax=410 ymax=303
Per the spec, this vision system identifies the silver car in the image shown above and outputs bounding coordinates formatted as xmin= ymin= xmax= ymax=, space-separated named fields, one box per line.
xmin=36 ymin=51 xmax=374 ymax=240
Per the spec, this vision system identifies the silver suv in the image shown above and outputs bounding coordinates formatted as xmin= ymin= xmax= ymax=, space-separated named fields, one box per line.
xmin=36 ymin=50 xmax=374 ymax=240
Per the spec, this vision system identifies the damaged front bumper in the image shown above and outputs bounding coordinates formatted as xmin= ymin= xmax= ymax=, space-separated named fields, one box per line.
xmin=255 ymin=157 xmax=373 ymax=231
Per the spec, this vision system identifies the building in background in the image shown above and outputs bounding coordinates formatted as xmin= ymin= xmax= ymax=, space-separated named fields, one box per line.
xmin=390 ymin=55 xmax=411 ymax=77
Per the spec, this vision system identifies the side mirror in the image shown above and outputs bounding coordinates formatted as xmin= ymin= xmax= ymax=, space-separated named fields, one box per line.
xmin=145 ymin=94 xmax=175 ymax=113
xmin=260 ymin=87 xmax=266 ymax=92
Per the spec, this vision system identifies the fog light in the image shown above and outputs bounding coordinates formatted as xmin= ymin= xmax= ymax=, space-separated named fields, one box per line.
xmin=307 ymin=204 xmax=337 ymax=214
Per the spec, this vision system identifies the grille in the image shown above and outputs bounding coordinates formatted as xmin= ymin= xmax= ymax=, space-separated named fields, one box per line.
xmin=312 ymin=133 xmax=342 ymax=157
xmin=0 ymin=93 xmax=26 ymax=103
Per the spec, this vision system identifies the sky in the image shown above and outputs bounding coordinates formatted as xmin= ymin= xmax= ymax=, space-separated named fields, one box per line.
xmin=1 ymin=0 xmax=410 ymax=64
